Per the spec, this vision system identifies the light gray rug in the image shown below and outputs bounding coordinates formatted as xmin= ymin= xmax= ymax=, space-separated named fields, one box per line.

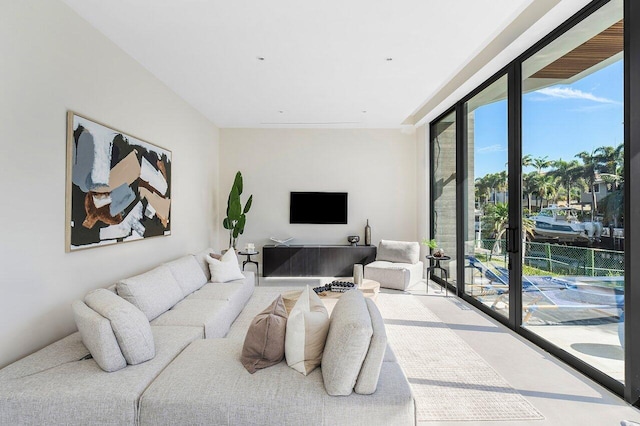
xmin=376 ymin=292 xmax=544 ymax=422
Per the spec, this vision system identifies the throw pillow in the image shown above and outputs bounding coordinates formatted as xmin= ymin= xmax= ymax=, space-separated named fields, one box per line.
xmin=209 ymin=252 xmax=222 ymax=260
xmin=354 ymin=298 xmax=388 ymax=394
xmin=281 ymin=290 xmax=303 ymax=315
xmin=85 ymin=288 xmax=155 ymax=365
xmin=72 ymin=300 xmax=127 ymax=372
xmin=206 ymin=249 xmax=245 ymax=283
xmin=241 ymin=295 xmax=288 ymax=374
xmin=285 ymin=286 xmax=329 ymax=375
xmin=117 ymin=265 xmax=184 ymax=321
xmin=322 ymin=290 xmax=373 ymax=396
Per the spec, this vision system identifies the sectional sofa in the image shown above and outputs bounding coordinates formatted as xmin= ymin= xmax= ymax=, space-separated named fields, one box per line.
xmin=0 ymin=249 xmax=415 ymax=425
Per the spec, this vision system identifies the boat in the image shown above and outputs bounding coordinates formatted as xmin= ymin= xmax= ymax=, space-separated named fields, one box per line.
xmin=530 ymin=205 xmax=602 ymax=243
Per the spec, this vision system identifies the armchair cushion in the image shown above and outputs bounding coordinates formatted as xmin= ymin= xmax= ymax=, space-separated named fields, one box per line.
xmin=376 ymin=240 xmax=420 ymax=264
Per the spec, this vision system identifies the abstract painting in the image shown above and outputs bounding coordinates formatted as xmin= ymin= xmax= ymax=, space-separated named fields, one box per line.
xmin=66 ymin=112 xmax=172 ymax=251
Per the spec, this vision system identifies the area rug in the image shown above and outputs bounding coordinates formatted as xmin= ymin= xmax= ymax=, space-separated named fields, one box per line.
xmin=375 ymin=292 xmax=544 ymax=422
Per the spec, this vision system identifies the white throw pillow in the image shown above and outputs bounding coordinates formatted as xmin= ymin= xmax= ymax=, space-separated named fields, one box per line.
xmin=285 ymin=286 xmax=330 ymax=375
xmin=206 ymin=249 xmax=245 ymax=283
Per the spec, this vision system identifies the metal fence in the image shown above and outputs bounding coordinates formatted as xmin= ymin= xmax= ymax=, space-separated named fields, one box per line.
xmin=475 ymin=240 xmax=624 ymax=277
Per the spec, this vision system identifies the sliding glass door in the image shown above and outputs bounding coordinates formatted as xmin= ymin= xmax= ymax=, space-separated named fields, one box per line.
xmin=521 ymin=0 xmax=624 ymax=382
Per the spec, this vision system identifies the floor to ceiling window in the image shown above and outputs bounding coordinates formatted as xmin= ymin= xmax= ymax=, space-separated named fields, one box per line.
xmin=431 ymin=111 xmax=457 ymax=287
xmin=430 ymin=0 xmax=635 ymax=400
xmin=521 ymin=0 xmax=624 ymax=382
xmin=463 ymin=75 xmax=509 ymax=317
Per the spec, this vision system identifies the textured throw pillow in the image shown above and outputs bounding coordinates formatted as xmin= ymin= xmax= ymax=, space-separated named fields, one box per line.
xmin=285 ymin=286 xmax=330 ymax=375
xmin=281 ymin=290 xmax=303 ymax=315
xmin=354 ymin=298 xmax=387 ymax=394
xmin=85 ymin=289 xmax=155 ymax=365
xmin=72 ymin=300 xmax=127 ymax=372
xmin=241 ymin=295 xmax=288 ymax=374
xmin=165 ymin=255 xmax=208 ymax=296
xmin=322 ymin=290 xmax=373 ymax=396
xmin=209 ymin=252 xmax=222 ymax=261
xmin=206 ymin=249 xmax=245 ymax=283
xmin=376 ymin=240 xmax=420 ymax=264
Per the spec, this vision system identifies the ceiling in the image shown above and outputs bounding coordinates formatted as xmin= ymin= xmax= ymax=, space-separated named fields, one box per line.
xmin=61 ymin=0 xmax=540 ymax=128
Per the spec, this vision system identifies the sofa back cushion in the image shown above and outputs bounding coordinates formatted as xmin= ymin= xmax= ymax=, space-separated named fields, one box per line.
xmin=322 ymin=290 xmax=373 ymax=396
xmin=376 ymin=240 xmax=420 ymax=264
xmin=354 ymin=298 xmax=387 ymax=394
xmin=85 ymin=289 xmax=155 ymax=365
xmin=165 ymin=255 xmax=207 ymax=297
xmin=193 ymin=247 xmax=216 ymax=281
xmin=72 ymin=300 xmax=127 ymax=372
xmin=117 ymin=265 xmax=184 ymax=321
xmin=285 ymin=286 xmax=329 ymax=375
xmin=241 ymin=295 xmax=288 ymax=374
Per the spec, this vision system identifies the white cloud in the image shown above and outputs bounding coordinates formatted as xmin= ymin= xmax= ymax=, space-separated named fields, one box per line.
xmin=477 ymin=144 xmax=507 ymax=153
xmin=536 ymin=87 xmax=617 ymax=104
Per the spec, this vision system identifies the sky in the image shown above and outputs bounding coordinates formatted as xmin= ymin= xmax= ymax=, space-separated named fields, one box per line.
xmin=473 ymin=60 xmax=624 ymax=179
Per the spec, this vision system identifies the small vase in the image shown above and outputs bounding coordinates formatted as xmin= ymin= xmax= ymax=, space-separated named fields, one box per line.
xmin=364 ymin=219 xmax=371 ymax=246
xmin=353 ymin=264 xmax=364 ymax=287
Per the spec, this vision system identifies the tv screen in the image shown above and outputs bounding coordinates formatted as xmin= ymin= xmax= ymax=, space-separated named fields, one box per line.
xmin=290 ymin=192 xmax=348 ymax=224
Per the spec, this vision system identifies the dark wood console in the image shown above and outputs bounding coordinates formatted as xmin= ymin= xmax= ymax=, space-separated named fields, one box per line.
xmin=263 ymin=245 xmax=377 ymax=277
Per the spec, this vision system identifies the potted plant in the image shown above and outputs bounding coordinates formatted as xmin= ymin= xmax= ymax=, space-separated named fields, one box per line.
xmin=422 ymin=238 xmax=444 ymax=257
xmin=223 ymin=171 xmax=253 ymax=250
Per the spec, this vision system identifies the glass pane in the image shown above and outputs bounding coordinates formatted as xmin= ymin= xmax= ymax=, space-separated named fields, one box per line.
xmin=464 ymin=75 xmax=509 ymax=317
xmin=522 ymin=0 xmax=624 ymax=382
xmin=432 ymin=111 xmax=457 ymax=288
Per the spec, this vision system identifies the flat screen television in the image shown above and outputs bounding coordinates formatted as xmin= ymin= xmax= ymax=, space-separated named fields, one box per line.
xmin=290 ymin=192 xmax=348 ymax=224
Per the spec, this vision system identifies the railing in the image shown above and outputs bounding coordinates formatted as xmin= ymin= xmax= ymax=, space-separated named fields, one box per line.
xmin=473 ymin=240 xmax=624 ymax=277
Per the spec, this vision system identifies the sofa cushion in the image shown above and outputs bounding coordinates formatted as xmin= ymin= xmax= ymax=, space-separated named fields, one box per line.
xmin=285 ymin=286 xmax=329 ymax=375
xmin=193 ymin=247 xmax=216 ymax=281
xmin=241 ymin=295 xmax=288 ymax=373
xmin=0 ymin=326 xmax=201 ymax=426
xmin=151 ymin=299 xmax=237 ymax=339
xmin=164 ymin=255 xmax=207 ymax=297
xmin=206 ymin=249 xmax=245 ymax=283
xmin=322 ymin=290 xmax=373 ymax=396
xmin=376 ymin=239 xmax=420 ymax=264
xmin=365 ymin=260 xmax=424 ymax=291
xmin=85 ymin=289 xmax=155 ymax=365
xmin=355 ymin=298 xmax=387 ymax=394
xmin=72 ymin=300 xmax=126 ymax=372
xmin=117 ymin=265 xmax=184 ymax=321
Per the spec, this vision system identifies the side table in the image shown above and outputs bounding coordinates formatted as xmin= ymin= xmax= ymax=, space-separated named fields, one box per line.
xmin=238 ymin=251 xmax=260 ymax=286
xmin=425 ymin=255 xmax=455 ymax=296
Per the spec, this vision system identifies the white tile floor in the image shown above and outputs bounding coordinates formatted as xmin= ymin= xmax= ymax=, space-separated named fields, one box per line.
xmin=409 ymin=280 xmax=640 ymax=425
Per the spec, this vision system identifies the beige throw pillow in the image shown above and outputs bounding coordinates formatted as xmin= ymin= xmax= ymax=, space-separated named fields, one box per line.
xmin=241 ymin=295 xmax=288 ymax=374
xmin=206 ymin=249 xmax=245 ymax=283
xmin=285 ymin=286 xmax=329 ymax=375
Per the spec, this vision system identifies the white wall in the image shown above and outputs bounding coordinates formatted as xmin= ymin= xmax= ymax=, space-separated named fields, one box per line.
xmin=0 ymin=0 xmax=220 ymax=368
xmin=219 ymin=129 xmax=417 ymax=268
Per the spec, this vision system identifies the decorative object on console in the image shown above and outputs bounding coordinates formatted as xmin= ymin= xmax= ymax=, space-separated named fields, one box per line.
xmin=66 ymin=112 xmax=172 ymax=252
xmin=223 ymin=171 xmax=253 ymax=250
xmin=353 ymin=264 xmax=364 ymax=286
xmin=269 ymin=236 xmax=293 ymax=246
xmin=285 ymin=286 xmax=329 ymax=375
xmin=364 ymin=219 xmax=372 ymax=246
xmin=206 ymin=249 xmax=245 ymax=283
xmin=347 ymin=235 xmax=359 ymax=246
xmin=241 ymin=295 xmax=288 ymax=374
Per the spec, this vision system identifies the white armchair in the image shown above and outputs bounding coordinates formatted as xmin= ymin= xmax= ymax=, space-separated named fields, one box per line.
xmin=364 ymin=240 xmax=424 ymax=291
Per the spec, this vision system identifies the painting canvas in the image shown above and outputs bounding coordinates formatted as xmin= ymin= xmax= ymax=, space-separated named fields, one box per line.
xmin=66 ymin=112 xmax=172 ymax=251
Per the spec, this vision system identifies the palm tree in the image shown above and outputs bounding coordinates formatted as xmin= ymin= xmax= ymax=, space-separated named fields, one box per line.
xmin=576 ymin=150 xmax=600 ymax=221
xmin=483 ymin=202 xmax=535 ymax=254
xmin=475 ymin=176 xmax=491 ymax=207
xmin=533 ymin=156 xmax=550 ymax=173
xmin=522 ymin=172 xmax=538 ymax=212
xmin=549 ymin=159 xmax=582 ymax=206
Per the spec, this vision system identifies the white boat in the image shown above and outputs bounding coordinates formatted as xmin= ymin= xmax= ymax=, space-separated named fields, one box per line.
xmin=530 ymin=205 xmax=602 ymax=243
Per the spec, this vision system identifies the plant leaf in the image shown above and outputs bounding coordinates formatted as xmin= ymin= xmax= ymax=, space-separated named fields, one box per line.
xmin=234 ymin=171 xmax=243 ymax=195
xmin=236 ymin=214 xmax=246 ymax=235
xmin=222 ymin=217 xmax=231 ymax=229
xmin=228 ymin=186 xmax=241 ymax=219
xmin=243 ymin=195 xmax=253 ymax=214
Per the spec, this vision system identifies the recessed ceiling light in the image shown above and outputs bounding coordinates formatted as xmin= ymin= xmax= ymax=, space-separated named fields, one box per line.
xmin=278 ymin=110 xmax=284 ymax=113
xmin=257 ymin=56 xmax=265 ymax=61
xmin=385 ymin=58 xmax=393 ymax=61
xmin=362 ymin=110 xmax=367 ymax=113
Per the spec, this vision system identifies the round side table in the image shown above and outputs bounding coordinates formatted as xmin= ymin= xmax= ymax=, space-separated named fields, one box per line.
xmin=425 ymin=255 xmax=454 ymax=296
xmin=237 ymin=251 xmax=260 ymax=285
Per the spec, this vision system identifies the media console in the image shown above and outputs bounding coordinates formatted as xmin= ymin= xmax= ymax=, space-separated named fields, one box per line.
xmin=262 ymin=245 xmax=377 ymax=277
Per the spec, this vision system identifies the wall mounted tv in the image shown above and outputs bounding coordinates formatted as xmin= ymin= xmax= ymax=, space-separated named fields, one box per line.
xmin=290 ymin=192 xmax=348 ymax=224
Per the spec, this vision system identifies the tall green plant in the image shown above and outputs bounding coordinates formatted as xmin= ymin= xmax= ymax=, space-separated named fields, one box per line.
xmin=223 ymin=171 xmax=253 ymax=249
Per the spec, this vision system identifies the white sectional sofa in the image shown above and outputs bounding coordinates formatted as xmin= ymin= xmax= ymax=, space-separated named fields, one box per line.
xmin=0 ymin=249 xmax=415 ymax=425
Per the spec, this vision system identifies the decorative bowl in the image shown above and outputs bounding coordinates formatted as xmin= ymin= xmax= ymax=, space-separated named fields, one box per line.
xmin=347 ymin=235 xmax=360 ymax=246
